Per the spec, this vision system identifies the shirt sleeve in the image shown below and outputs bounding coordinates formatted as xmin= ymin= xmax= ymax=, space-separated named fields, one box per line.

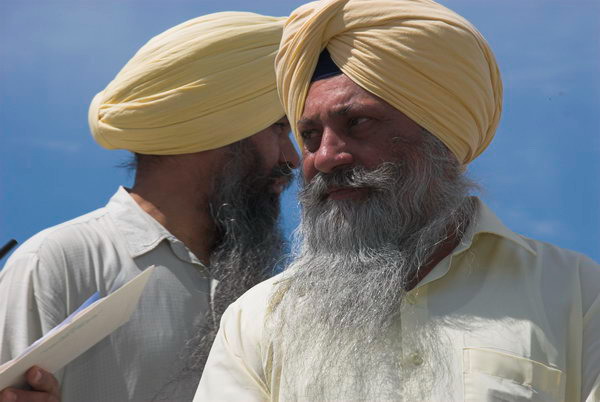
xmin=0 ymin=245 xmax=71 ymax=390
xmin=194 ymin=299 xmax=270 ymax=402
xmin=580 ymin=255 xmax=600 ymax=402
xmin=0 ymin=251 xmax=65 ymax=362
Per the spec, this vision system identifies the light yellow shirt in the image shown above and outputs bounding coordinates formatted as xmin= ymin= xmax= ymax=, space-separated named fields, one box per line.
xmin=195 ymin=199 xmax=600 ymax=401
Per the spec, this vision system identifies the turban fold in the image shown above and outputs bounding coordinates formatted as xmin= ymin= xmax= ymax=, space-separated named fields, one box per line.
xmin=276 ymin=0 xmax=502 ymax=164
xmin=89 ymin=12 xmax=285 ymax=155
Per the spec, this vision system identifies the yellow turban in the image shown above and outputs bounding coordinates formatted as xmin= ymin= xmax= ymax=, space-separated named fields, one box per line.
xmin=89 ymin=12 xmax=285 ymax=155
xmin=276 ymin=0 xmax=502 ymax=164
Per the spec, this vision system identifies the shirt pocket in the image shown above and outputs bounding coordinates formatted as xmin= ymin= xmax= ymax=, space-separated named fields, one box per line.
xmin=463 ymin=347 xmax=563 ymax=402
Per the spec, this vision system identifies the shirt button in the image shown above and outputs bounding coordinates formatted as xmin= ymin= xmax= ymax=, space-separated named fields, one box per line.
xmin=410 ymin=352 xmax=423 ymax=366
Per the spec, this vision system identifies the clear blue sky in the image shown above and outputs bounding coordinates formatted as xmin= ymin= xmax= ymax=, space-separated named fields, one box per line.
xmin=1 ymin=0 xmax=598 ymax=265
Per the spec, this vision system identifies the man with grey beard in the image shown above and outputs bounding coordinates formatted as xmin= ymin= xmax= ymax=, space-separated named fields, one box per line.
xmin=196 ymin=1 xmax=600 ymax=401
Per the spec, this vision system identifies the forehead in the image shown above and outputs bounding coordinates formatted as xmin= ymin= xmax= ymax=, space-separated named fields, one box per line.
xmin=301 ymin=74 xmax=398 ymax=119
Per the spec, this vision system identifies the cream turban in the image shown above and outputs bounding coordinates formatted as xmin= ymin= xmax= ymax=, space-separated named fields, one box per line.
xmin=89 ymin=12 xmax=285 ymax=155
xmin=276 ymin=0 xmax=502 ymax=164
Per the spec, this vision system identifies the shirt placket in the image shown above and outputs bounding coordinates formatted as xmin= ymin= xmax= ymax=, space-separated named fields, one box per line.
xmin=399 ymin=285 xmax=429 ymax=373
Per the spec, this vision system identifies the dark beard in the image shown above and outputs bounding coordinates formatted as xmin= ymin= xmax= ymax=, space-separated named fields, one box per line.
xmin=195 ymin=139 xmax=292 ymax=370
xmin=154 ymin=139 xmax=291 ymax=400
xmin=269 ymin=131 xmax=477 ymax=400
xmin=208 ymin=142 xmax=292 ymax=325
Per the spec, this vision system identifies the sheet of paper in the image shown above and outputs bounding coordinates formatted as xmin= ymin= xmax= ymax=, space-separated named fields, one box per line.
xmin=0 ymin=265 xmax=156 ymax=390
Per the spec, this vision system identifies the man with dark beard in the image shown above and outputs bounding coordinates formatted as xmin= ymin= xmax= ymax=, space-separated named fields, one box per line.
xmin=196 ymin=1 xmax=600 ymax=401
xmin=0 ymin=12 xmax=299 ymax=402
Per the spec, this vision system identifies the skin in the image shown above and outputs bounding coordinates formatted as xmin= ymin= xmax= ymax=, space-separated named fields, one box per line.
xmin=298 ymin=74 xmax=425 ymax=201
xmin=297 ymin=74 xmax=460 ymax=289
xmin=0 ymin=367 xmax=59 ymax=402
xmin=245 ymin=117 xmax=300 ymax=194
xmin=1 ymin=118 xmax=299 ymax=401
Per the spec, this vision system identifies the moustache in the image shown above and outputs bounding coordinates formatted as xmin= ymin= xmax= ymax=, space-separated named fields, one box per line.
xmin=302 ymin=164 xmax=402 ymax=202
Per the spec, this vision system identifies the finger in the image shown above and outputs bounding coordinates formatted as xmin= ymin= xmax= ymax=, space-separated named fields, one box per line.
xmin=25 ymin=367 xmax=60 ymax=397
xmin=0 ymin=388 xmax=59 ymax=402
xmin=0 ymin=389 xmax=17 ymax=402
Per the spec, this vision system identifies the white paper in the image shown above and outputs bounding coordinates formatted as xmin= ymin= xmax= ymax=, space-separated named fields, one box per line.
xmin=0 ymin=265 xmax=156 ymax=390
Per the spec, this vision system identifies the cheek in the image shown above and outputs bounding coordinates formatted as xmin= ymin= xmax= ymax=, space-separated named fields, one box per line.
xmin=349 ymin=145 xmax=390 ymax=170
xmin=360 ymin=137 xmax=407 ymax=167
xmin=264 ymin=150 xmax=280 ymax=168
xmin=255 ymin=144 xmax=279 ymax=170
xmin=249 ymin=132 xmax=280 ymax=166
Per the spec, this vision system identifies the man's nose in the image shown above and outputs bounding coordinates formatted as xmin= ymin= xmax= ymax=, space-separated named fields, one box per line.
xmin=281 ymin=135 xmax=300 ymax=169
xmin=313 ymin=129 xmax=354 ymax=173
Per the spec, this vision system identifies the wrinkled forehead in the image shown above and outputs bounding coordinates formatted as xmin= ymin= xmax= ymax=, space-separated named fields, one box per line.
xmin=302 ymin=73 xmax=402 ymax=124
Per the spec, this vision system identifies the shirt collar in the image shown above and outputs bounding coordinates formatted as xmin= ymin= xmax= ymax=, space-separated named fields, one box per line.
xmin=415 ymin=197 xmax=536 ymax=289
xmin=106 ymin=187 xmax=183 ymax=258
xmin=456 ymin=198 xmax=537 ymax=257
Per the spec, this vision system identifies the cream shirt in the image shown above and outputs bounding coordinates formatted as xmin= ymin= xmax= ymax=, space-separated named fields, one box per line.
xmin=196 ymin=200 xmax=600 ymax=401
xmin=0 ymin=187 xmax=212 ymax=401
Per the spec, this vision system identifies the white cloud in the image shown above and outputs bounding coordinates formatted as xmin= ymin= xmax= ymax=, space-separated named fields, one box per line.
xmin=26 ymin=139 xmax=81 ymax=154
xmin=490 ymin=203 xmax=568 ymax=241
xmin=529 ymin=220 xmax=563 ymax=237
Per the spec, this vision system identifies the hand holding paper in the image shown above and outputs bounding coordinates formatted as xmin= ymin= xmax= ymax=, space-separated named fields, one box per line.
xmin=0 ymin=266 xmax=156 ymax=392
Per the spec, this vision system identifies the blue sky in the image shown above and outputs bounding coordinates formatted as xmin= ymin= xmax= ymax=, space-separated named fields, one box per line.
xmin=1 ymin=0 xmax=598 ymax=265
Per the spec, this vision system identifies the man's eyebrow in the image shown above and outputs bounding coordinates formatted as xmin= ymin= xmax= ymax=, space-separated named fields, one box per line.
xmin=299 ymin=104 xmax=357 ymax=126
xmin=297 ymin=116 xmax=316 ymax=126
xmin=332 ymin=104 xmax=352 ymax=116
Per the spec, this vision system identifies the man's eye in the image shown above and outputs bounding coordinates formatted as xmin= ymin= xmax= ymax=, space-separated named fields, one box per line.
xmin=349 ymin=117 xmax=369 ymax=127
xmin=299 ymin=129 xmax=321 ymax=153
xmin=300 ymin=129 xmax=318 ymax=140
xmin=274 ymin=122 xmax=290 ymax=135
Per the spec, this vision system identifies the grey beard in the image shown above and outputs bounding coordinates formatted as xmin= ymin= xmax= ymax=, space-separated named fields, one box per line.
xmin=269 ymin=132 xmax=477 ymax=400
xmin=154 ymin=139 xmax=289 ymax=400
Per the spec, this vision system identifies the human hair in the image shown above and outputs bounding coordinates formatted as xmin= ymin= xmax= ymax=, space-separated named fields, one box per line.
xmin=117 ymin=152 xmax=165 ymax=182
